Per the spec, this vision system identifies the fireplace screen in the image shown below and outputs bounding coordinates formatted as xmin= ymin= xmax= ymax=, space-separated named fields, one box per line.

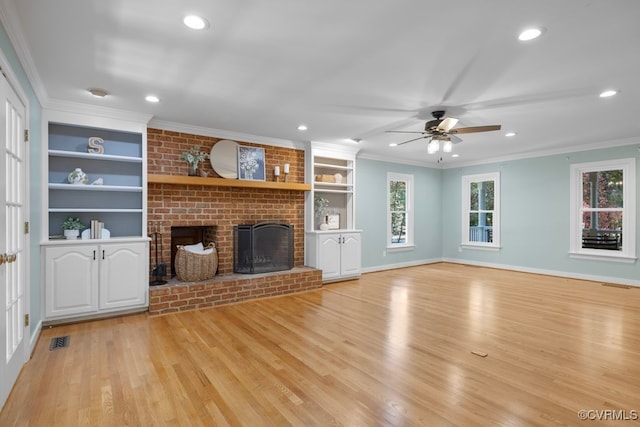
xmin=233 ymin=222 xmax=293 ymax=274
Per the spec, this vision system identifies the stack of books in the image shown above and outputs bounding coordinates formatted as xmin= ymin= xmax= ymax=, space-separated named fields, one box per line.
xmin=90 ymin=220 xmax=104 ymax=239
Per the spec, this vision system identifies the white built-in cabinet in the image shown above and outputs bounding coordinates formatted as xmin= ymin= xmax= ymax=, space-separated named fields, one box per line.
xmin=41 ymin=108 xmax=151 ymax=322
xmin=306 ymin=231 xmax=361 ymax=282
xmin=305 ymin=142 xmax=361 ymax=282
xmin=44 ymin=241 xmax=148 ymax=319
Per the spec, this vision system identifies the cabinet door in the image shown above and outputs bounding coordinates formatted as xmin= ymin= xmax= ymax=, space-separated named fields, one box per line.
xmin=45 ymin=245 xmax=98 ymax=318
xmin=99 ymin=242 xmax=148 ymax=310
xmin=317 ymin=234 xmax=342 ymax=280
xmin=340 ymin=233 xmax=361 ymax=277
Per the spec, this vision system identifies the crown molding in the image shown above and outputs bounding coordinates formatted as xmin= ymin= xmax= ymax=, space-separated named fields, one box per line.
xmin=440 ymin=136 xmax=640 ymax=169
xmin=44 ymin=99 xmax=152 ymax=124
xmin=0 ymin=0 xmax=48 ymax=105
xmin=356 ymin=151 xmax=438 ymax=168
xmin=148 ymin=118 xmax=307 ymax=150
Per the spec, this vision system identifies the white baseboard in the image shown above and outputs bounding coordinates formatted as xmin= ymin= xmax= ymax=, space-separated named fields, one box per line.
xmin=442 ymin=258 xmax=640 ymax=288
xmin=28 ymin=320 xmax=42 ymax=358
xmin=361 ymin=258 xmax=442 ymax=274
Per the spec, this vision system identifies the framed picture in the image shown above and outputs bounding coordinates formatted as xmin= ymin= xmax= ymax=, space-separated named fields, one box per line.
xmin=237 ymin=146 xmax=266 ymax=181
xmin=327 ymin=214 xmax=340 ymax=229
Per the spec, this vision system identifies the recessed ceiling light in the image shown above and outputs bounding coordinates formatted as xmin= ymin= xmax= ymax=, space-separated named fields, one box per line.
xmin=389 ymin=143 xmax=398 ymax=147
xmin=183 ymin=15 xmax=209 ymax=30
xmin=145 ymin=95 xmax=160 ymax=103
xmin=297 ymin=124 xmax=307 ymax=131
xmin=518 ymin=28 xmax=542 ymax=41
xmin=452 ymin=154 xmax=460 ymax=158
xmin=505 ymin=132 xmax=517 ymax=137
xmin=599 ymin=89 xmax=618 ymax=98
xmin=88 ymin=88 xmax=109 ymax=98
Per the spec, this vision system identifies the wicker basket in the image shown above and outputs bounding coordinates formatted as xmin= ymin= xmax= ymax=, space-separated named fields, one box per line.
xmin=175 ymin=242 xmax=218 ymax=282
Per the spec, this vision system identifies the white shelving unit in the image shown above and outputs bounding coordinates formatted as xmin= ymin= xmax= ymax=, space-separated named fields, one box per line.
xmin=41 ymin=107 xmax=152 ymax=322
xmin=305 ymin=142 xmax=361 ymax=282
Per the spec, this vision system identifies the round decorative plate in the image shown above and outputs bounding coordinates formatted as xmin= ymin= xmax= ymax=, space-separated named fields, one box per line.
xmin=210 ymin=140 xmax=238 ymax=179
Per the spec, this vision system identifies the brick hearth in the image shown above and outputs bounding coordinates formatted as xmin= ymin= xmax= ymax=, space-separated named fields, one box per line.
xmin=146 ymin=128 xmax=317 ymax=314
xmin=148 ymin=267 xmax=322 ymax=315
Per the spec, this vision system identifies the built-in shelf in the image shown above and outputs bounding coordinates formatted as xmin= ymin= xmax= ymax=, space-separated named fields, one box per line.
xmin=314 ymin=162 xmax=352 ymax=170
xmin=148 ymin=174 xmax=311 ymax=191
xmin=49 ymin=208 xmax=143 ymax=213
xmin=48 ymin=149 xmax=143 ymax=163
xmin=48 ymin=183 xmax=143 ymax=192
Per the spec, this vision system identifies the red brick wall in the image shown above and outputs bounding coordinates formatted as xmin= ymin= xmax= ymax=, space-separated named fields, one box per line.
xmin=147 ymin=128 xmax=306 ymax=276
xmin=148 ymin=267 xmax=322 ymax=315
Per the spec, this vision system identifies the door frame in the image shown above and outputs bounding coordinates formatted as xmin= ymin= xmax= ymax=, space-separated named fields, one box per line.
xmin=0 ymin=44 xmax=31 ymax=407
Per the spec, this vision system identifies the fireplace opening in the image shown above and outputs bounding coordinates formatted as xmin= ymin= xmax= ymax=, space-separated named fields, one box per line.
xmin=170 ymin=226 xmax=217 ymax=277
xmin=233 ymin=222 xmax=293 ymax=274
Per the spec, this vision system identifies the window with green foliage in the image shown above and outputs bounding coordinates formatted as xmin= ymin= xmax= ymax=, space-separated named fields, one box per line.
xmin=462 ymin=172 xmax=500 ymax=248
xmin=570 ymin=159 xmax=635 ymax=261
xmin=387 ymin=173 xmax=413 ymax=247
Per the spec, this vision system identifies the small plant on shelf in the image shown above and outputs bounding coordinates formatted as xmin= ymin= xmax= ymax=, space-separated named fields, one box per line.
xmin=314 ymin=196 xmax=330 ymax=230
xmin=62 ymin=216 xmax=84 ymax=240
xmin=180 ymin=145 xmax=210 ymax=176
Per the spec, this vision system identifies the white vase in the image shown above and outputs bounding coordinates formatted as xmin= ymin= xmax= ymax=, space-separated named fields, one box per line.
xmin=68 ymin=168 xmax=88 ymax=185
xmin=64 ymin=229 xmax=79 ymax=240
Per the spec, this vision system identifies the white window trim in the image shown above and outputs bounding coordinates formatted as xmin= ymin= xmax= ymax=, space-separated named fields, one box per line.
xmin=387 ymin=172 xmax=414 ymax=249
xmin=569 ymin=158 xmax=636 ymax=263
xmin=461 ymin=172 xmax=501 ymax=248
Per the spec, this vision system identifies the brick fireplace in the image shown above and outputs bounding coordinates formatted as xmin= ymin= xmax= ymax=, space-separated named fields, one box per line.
xmin=146 ymin=128 xmax=321 ymax=315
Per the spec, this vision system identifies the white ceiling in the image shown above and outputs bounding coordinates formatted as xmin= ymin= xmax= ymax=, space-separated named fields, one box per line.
xmin=3 ymin=0 xmax=640 ymax=166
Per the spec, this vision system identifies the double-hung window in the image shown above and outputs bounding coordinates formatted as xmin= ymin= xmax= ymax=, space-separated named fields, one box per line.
xmin=462 ymin=172 xmax=500 ymax=249
xmin=569 ymin=158 xmax=636 ymax=262
xmin=387 ymin=173 xmax=414 ymax=248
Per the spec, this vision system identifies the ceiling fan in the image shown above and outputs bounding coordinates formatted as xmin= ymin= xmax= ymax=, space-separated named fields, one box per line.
xmin=387 ymin=110 xmax=501 ymax=153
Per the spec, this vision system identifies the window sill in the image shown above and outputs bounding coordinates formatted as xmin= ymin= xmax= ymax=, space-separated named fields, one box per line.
xmin=460 ymin=244 xmax=501 ymax=252
xmin=387 ymin=244 xmax=415 ymax=253
xmin=569 ymin=251 xmax=637 ymax=264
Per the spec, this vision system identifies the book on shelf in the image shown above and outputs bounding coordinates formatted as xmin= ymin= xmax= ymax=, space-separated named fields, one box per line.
xmin=90 ymin=220 xmax=104 ymax=239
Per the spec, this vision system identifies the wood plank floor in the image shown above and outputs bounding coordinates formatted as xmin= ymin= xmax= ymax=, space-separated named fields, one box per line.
xmin=2 ymin=263 xmax=640 ymax=426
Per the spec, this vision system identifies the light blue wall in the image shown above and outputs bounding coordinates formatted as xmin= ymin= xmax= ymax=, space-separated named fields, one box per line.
xmin=0 ymin=23 xmax=43 ymax=335
xmin=441 ymin=144 xmax=640 ymax=282
xmin=357 ymin=143 xmax=640 ymax=284
xmin=356 ymin=159 xmax=442 ymax=269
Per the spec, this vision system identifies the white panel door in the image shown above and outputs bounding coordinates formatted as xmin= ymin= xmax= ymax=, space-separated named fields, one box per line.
xmin=340 ymin=232 xmax=361 ymax=277
xmin=99 ymin=242 xmax=148 ymax=310
xmin=317 ymin=233 xmax=341 ymax=280
xmin=0 ymin=73 xmax=27 ymax=409
xmin=44 ymin=245 xmax=99 ymax=318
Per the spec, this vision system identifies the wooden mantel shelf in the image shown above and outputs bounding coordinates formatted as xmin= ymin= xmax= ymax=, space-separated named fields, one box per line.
xmin=148 ymin=174 xmax=311 ymax=191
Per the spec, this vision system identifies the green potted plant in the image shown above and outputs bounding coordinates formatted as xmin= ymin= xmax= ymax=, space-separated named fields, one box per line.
xmin=314 ymin=195 xmax=330 ymax=230
xmin=180 ymin=145 xmax=210 ymax=176
xmin=62 ymin=216 xmax=84 ymax=239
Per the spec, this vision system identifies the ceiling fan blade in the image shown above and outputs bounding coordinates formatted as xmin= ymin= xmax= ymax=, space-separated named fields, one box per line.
xmin=386 ymin=130 xmax=427 ymax=134
xmin=450 ymin=134 xmax=463 ymax=144
xmin=449 ymin=125 xmax=501 ymax=134
xmin=396 ymin=135 xmax=429 ymax=146
xmin=437 ymin=117 xmax=459 ymax=132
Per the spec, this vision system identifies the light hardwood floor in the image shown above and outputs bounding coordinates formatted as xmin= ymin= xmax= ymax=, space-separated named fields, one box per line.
xmin=2 ymin=263 xmax=640 ymax=426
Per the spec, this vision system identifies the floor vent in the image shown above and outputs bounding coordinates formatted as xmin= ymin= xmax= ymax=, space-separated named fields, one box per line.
xmin=602 ymin=283 xmax=631 ymax=289
xmin=49 ymin=335 xmax=70 ymax=350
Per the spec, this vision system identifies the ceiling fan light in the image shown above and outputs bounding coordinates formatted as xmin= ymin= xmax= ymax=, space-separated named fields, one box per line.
xmin=443 ymin=140 xmax=453 ymax=153
xmin=428 ymin=139 xmax=440 ymax=153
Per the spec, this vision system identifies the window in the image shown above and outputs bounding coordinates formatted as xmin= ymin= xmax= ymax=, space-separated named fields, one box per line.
xmin=570 ymin=158 xmax=636 ymax=262
xmin=462 ymin=172 xmax=500 ymax=249
xmin=387 ymin=173 xmax=414 ymax=248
